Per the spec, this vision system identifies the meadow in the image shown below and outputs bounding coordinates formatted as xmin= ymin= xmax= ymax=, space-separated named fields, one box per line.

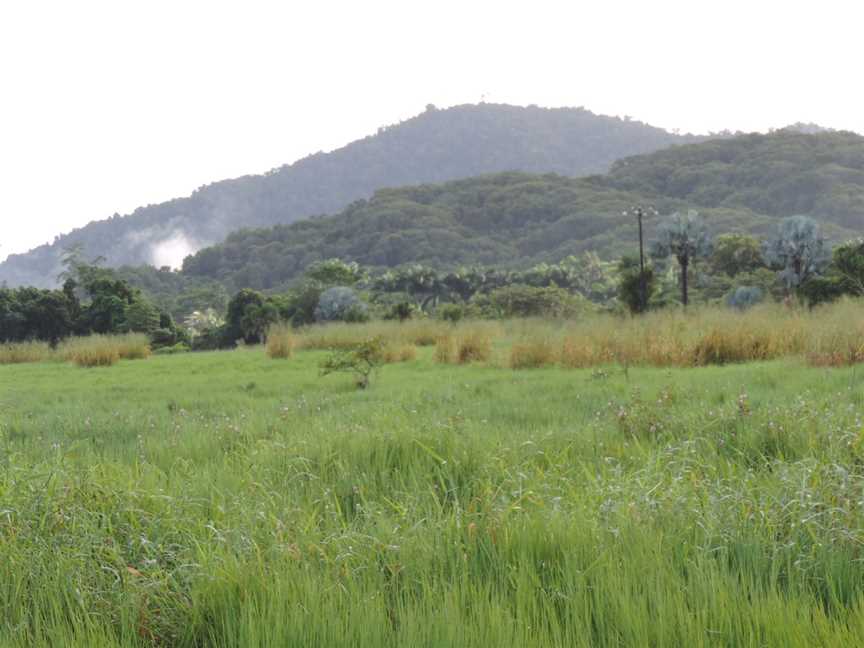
xmin=2 ymin=308 xmax=864 ymax=646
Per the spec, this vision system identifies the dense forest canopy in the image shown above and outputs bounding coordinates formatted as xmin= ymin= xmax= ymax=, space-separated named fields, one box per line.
xmin=598 ymin=129 xmax=864 ymax=229
xmin=0 ymin=103 xmax=701 ymax=288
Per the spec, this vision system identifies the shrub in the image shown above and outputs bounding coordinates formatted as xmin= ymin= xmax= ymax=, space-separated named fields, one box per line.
xmin=385 ymin=302 xmax=415 ymax=322
xmin=438 ymin=304 xmax=464 ymax=323
xmin=481 ymin=284 xmax=587 ymax=319
xmin=319 ymin=337 xmax=385 ymax=389
xmin=265 ymin=324 xmax=295 ymax=359
xmin=315 ymin=287 xmax=368 ymax=323
xmin=726 ymin=286 xmax=764 ymax=311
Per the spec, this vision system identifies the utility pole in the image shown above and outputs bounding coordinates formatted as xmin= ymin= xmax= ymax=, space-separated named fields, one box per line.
xmin=636 ymin=207 xmax=646 ymax=310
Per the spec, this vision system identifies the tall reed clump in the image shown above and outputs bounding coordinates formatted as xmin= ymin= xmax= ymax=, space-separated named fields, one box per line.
xmin=805 ymin=299 xmax=864 ymax=366
xmin=265 ymin=324 xmax=295 ymax=359
xmin=509 ymin=338 xmax=558 ymax=369
xmin=382 ymin=343 xmax=417 ymax=363
xmin=297 ymin=320 xmax=451 ymax=350
xmin=544 ymin=302 xmax=864 ymax=369
xmin=434 ymin=334 xmax=456 ymax=364
xmin=435 ymin=326 xmax=495 ymax=365
xmin=60 ymin=333 xmax=150 ymax=368
xmin=0 ymin=341 xmax=57 ymax=364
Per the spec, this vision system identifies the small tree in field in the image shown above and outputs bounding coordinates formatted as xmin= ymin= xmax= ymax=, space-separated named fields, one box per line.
xmin=319 ymin=337 xmax=385 ymax=389
xmin=651 ymin=211 xmax=712 ymax=307
xmin=764 ymin=216 xmax=830 ymax=294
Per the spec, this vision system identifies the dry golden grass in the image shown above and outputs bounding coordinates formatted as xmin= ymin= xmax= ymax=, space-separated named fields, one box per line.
xmin=434 ymin=335 xmax=457 ymax=364
xmin=457 ymin=332 xmax=492 ymax=364
xmin=509 ymin=339 xmax=558 ymax=369
xmin=60 ymin=334 xmax=150 ymax=368
xmin=297 ymin=320 xmax=450 ymax=350
xmin=499 ymin=300 xmax=864 ymax=370
xmin=265 ymin=324 xmax=295 ymax=359
xmin=382 ymin=343 xmax=417 ymax=363
xmin=0 ymin=341 xmax=57 ymax=364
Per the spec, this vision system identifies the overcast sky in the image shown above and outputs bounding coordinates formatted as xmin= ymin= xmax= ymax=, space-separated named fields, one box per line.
xmin=1 ymin=0 xmax=861 ymax=261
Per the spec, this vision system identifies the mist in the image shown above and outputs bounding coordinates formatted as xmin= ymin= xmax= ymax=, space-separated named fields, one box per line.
xmin=150 ymin=232 xmax=198 ymax=270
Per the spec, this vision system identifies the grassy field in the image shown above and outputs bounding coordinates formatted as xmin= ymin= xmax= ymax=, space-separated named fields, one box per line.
xmin=2 ymin=341 xmax=864 ymax=646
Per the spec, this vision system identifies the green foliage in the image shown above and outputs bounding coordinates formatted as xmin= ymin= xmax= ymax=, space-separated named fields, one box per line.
xmin=726 ymin=286 xmax=764 ymax=310
xmin=602 ymin=129 xmax=864 ymax=229
xmin=314 ymin=287 xmax=368 ymax=323
xmin=123 ymin=300 xmax=161 ymax=334
xmin=711 ymin=233 xmax=764 ymax=276
xmin=319 ymin=337 xmax=385 ymax=389
xmin=224 ymin=289 xmax=278 ymax=345
xmin=764 ymin=215 xmax=830 ymax=291
xmin=304 ymin=259 xmax=367 ymax=286
xmin=385 ymin=301 xmax=415 ymax=322
xmin=617 ymin=255 xmax=656 ymax=314
xmin=5 ymin=341 xmax=864 ymax=644
xmin=474 ymin=284 xmax=589 ymax=319
xmin=437 ymin=303 xmax=464 ymax=323
xmin=651 ymin=211 xmax=713 ymax=306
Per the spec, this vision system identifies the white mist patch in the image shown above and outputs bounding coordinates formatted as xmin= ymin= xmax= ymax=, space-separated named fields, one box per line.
xmin=150 ymin=232 xmax=198 ymax=269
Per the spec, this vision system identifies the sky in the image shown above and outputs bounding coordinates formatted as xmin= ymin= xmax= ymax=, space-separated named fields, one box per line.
xmin=1 ymin=0 xmax=862 ymax=262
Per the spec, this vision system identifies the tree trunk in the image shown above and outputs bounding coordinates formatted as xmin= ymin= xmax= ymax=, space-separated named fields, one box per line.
xmin=681 ymin=258 xmax=689 ymax=307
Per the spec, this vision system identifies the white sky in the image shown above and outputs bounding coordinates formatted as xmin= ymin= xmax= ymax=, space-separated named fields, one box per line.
xmin=1 ymin=0 xmax=861 ymax=261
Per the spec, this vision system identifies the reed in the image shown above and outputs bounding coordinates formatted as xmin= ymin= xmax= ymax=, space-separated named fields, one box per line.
xmin=265 ymin=324 xmax=295 ymax=359
xmin=0 ymin=341 xmax=56 ymax=364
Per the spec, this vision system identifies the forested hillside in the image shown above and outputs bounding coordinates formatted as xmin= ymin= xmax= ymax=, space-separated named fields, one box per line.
xmin=175 ymin=172 xmax=788 ymax=291
xmin=0 ymin=104 xmax=699 ymax=287
xmin=174 ymin=130 xmax=864 ymax=292
xmin=598 ymin=130 xmax=864 ymax=228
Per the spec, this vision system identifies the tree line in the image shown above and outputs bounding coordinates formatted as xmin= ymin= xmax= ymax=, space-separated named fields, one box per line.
xmin=2 ymin=212 xmax=862 ymax=351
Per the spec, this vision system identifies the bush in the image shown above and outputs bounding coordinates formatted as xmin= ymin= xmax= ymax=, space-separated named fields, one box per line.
xmin=319 ymin=337 xmax=385 ymax=389
xmin=438 ymin=304 xmax=464 ymax=323
xmin=266 ymin=324 xmax=295 ymax=359
xmin=726 ymin=286 xmax=764 ymax=311
xmin=315 ymin=287 xmax=368 ymax=323
xmin=385 ymin=302 xmax=415 ymax=322
xmin=478 ymin=284 xmax=587 ymax=319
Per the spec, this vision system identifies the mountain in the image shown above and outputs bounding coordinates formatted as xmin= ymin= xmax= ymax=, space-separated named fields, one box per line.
xmin=162 ymin=130 xmax=864 ymax=293
xmin=0 ymin=103 xmax=702 ymax=288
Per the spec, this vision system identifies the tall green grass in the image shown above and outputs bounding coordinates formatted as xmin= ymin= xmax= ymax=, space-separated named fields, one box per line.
xmin=2 ymin=347 xmax=864 ymax=645
xmin=4 ymin=307 xmax=864 ymax=645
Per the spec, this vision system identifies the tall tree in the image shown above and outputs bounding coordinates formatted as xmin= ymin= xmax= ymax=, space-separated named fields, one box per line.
xmin=763 ymin=216 xmax=830 ymax=293
xmin=650 ymin=211 xmax=712 ymax=306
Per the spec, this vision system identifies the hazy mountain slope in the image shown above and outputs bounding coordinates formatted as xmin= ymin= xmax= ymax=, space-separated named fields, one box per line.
xmin=0 ymin=103 xmax=700 ymax=287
